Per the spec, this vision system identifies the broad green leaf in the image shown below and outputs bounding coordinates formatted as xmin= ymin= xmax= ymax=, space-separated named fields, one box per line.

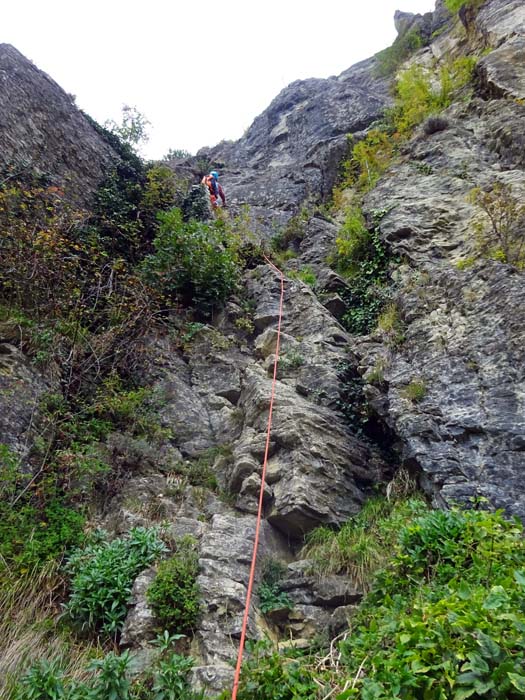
xmin=483 ymin=586 xmax=508 ymax=610
xmin=476 ymin=632 xmax=501 ymax=661
xmin=514 ymin=570 xmax=525 ymax=587
xmin=508 ymin=672 xmax=525 ymax=692
xmin=454 ymin=688 xmax=477 ymax=700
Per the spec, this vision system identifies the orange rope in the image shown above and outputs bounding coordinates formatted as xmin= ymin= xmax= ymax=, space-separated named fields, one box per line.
xmin=231 ymin=256 xmax=285 ymax=700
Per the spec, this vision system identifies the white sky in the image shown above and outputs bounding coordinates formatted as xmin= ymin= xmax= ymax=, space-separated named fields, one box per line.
xmin=4 ymin=0 xmax=434 ymax=159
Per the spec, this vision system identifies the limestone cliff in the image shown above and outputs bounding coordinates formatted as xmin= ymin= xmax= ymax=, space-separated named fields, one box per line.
xmin=1 ymin=0 xmax=525 ymax=695
xmin=0 ymin=43 xmax=118 ymax=205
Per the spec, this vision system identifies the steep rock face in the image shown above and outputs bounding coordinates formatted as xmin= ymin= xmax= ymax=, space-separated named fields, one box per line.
xmin=196 ymin=58 xmax=393 ymax=234
xmin=349 ymin=0 xmax=525 ymax=518
xmin=0 ymin=44 xmax=117 ymax=205
xmin=107 ymin=263 xmax=388 ymax=688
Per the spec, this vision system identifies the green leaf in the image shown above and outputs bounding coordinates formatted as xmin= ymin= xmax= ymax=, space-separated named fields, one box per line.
xmin=476 ymin=632 xmax=501 ymax=661
xmin=508 ymin=673 xmax=525 ymax=692
xmin=513 ymin=570 xmax=525 ymax=587
xmin=454 ymin=688 xmax=477 ymax=700
xmin=483 ymin=586 xmax=508 ymax=610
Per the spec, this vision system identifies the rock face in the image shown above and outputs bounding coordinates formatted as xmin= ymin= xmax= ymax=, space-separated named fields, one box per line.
xmin=191 ymin=57 xmax=393 ymax=235
xmin=3 ymin=0 xmax=525 ymax=695
xmin=0 ymin=44 xmax=117 ymax=205
xmin=349 ymin=0 xmax=525 ymax=519
xmin=0 ymin=341 xmax=49 ymax=459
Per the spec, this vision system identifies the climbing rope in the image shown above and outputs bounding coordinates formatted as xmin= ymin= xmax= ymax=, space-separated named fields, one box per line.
xmin=231 ymin=255 xmax=285 ymax=700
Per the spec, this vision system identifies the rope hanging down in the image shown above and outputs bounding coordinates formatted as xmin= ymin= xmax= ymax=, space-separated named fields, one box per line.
xmin=231 ymin=256 xmax=285 ymax=700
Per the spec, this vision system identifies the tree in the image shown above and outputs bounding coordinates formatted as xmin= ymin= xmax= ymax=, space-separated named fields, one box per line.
xmin=104 ymin=104 xmax=150 ymax=151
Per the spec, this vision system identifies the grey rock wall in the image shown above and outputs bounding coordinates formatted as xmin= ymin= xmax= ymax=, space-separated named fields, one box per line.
xmin=0 ymin=44 xmax=117 ymax=205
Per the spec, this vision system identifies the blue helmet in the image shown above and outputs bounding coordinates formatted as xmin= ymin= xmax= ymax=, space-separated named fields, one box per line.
xmin=210 ymin=170 xmax=219 ymax=180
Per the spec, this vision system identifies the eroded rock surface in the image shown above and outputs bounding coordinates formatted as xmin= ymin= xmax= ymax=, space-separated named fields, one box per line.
xmin=0 ymin=44 xmax=117 ymax=205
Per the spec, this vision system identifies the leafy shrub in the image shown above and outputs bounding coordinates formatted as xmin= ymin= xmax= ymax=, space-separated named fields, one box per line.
xmin=88 ymin=650 xmax=131 ymax=700
xmin=141 ymin=208 xmax=240 ymax=312
xmin=445 ymin=0 xmax=484 ymax=12
xmin=257 ymin=559 xmax=293 ymax=615
xmin=151 ymin=653 xmax=195 ymax=700
xmin=375 ymin=28 xmax=426 ymax=77
xmin=147 ymin=536 xmax=201 ymax=636
xmin=15 ymin=651 xmax=132 ymax=700
xmin=332 ymin=215 xmax=393 ymax=335
xmin=339 ymin=507 xmax=525 ymax=699
xmin=14 ymin=659 xmax=66 ymax=700
xmin=218 ymin=640 xmax=319 ymax=700
xmin=391 ymin=57 xmax=477 ymax=136
xmin=64 ymin=527 xmax=167 ymax=637
xmin=469 ymin=182 xmax=525 ymax=267
xmin=345 ymin=131 xmax=395 ymax=191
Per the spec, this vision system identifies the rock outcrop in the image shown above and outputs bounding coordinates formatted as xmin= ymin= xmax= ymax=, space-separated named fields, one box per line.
xmin=2 ymin=0 xmax=525 ymax=694
xmin=0 ymin=44 xmax=117 ymax=205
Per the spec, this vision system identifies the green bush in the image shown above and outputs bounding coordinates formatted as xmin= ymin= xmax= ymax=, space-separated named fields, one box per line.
xmin=391 ymin=57 xmax=477 ymax=136
xmin=147 ymin=537 xmax=201 ymax=636
xmin=375 ymin=28 xmax=426 ymax=77
xmin=218 ymin=640 xmax=320 ymax=700
xmin=469 ymin=182 xmax=525 ymax=268
xmin=401 ymin=379 xmax=427 ymax=402
xmin=64 ymin=527 xmax=167 ymax=637
xmin=15 ymin=651 xmax=132 ymax=700
xmin=15 ymin=650 xmax=201 ymax=700
xmin=141 ymin=208 xmax=240 ymax=313
xmin=0 ymin=441 xmax=85 ymax=580
xmin=338 ymin=507 xmax=525 ymax=699
xmin=303 ymin=496 xmax=427 ymax=589
xmin=445 ymin=0 xmax=484 ymax=12
xmin=331 ymin=215 xmax=393 ymax=335
xmin=14 ymin=659 xmax=66 ymax=700
xmin=151 ymin=653 xmax=195 ymax=700
xmin=257 ymin=560 xmax=293 ymax=615
xmin=344 ymin=131 xmax=395 ymax=192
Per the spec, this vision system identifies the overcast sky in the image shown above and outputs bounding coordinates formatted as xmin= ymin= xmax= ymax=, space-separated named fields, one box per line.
xmin=4 ymin=0 xmax=434 ymax=159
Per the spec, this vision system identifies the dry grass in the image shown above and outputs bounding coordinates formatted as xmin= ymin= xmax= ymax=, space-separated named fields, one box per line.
xmin=0 ymin=563 xmax=103 ymax=697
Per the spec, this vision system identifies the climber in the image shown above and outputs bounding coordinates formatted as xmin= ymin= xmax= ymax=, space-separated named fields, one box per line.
xmin=201 ymin=170 xmax=226 ymax=209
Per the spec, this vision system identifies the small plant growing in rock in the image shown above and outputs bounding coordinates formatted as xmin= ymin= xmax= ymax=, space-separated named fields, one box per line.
xmin=366 ymin=358 xmax=388 ymax=385
xmin=401 ymin=379 xmax=427 ymax=402
xmin=64 ymin=527 xmax=167 ymax=637
xmin=469 ymin=182 xmax=525 ymax=268
xmin=147 ymin=536 xmax=201 ymax=636
xmin=257 ymin=559 xmax=293 ymax=615
xmin=288 ymin=266 xmax=317 ymax=288
xmin=279 ymin=350 xmax=305 ymax=373
xmin=377 ymin=303 xmax=405 ymax=346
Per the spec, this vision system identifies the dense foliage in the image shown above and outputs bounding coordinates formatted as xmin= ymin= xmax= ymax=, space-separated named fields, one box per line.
xmin=331 ymin=208 xmax=393 ymax=334
xmin=339 ymin=507 xmax=525 ymax=699
xmin=142 ymin=208 xmax=241 ymax=313
xmin=146 ymin=536 xmax=201 ymax=636
xmin=374 ymin=28 xmax=427 ymax=77
xmin=64 ymin=527 xmax=167 ymax=637
xmin=15 ymin=650 xmax=201 ymax=700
